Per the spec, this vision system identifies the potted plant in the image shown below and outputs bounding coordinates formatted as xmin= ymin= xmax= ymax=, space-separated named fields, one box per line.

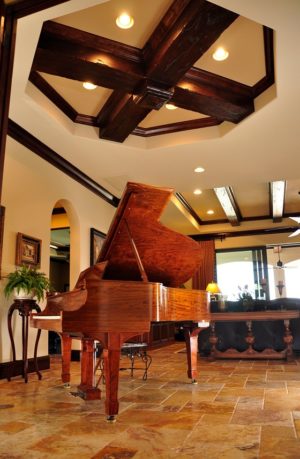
xmin=4 ymin=265 xmax=52 ymax=302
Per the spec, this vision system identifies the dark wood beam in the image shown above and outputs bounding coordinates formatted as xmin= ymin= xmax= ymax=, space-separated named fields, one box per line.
xmin=191 ymin=226 xmax=298 ymax=241
xmin=7 ymin=119 xmax=119 ymax=207
xmin=98 ymin=82 xmax=174 ymax=142
xmin=144 ymin=0 xmax=238 ymax=86
xmin=213 ymin=186 xmax=242 ymax=226
xmin=269 ymin=181 xmax=286 ymax=223
xmin=0 ymin=4 xmax=16 ymax=203
xmin=32 ymin=47 xmax=141 ymax=94
xmin=133 ymin=116 xmax=221 ymax=137
xmin=33 ymin=21 xmax=143 ymax=91
xmin=29 ymin=71 xmax=78 ymax=122
xmin=29 ymin=2 xmax=272 ymax=142
xmin=175 ymin=68 xmax=254 ymax=122
xmin=174 ymin=192 xmax=203 ymax=226
xmin=0 ymin=1 xmax=69 ymax=204
xmin=99 ymin=94 xmax=152 ymax=143
xmin=253 ymin=27 xmax=274 ymax=97
xmin=5 ymin=0 xmax=69 ymax=18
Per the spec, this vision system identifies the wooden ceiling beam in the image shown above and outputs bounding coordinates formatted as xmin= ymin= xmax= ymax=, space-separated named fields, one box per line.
xmin=30 ymin=3 xmax=259 ymax=142
xmin=99 ymin=95 xmax=152 ymax=143
xmin=214 ymin=186 xmax=242 ymax=226
xmin=269 ymin=181 xmax=286 ymax=223
xmin=98 ymin=81 xmax=174 ymax=142
xmin=174 ymin=68 xmax=254 ymax=122
xmin=32 ymin=47 xmax=142 ymax=94
xmin=144 ymin=0 xmax=238 ymax=86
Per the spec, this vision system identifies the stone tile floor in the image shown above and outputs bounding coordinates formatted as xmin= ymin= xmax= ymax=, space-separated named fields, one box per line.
xmin=0 ymin=343 xmax=300 ymax=458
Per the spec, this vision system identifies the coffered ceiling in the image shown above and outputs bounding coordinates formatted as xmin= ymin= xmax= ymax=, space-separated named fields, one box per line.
xmin=29 ymin=0 xmax=273 ymax=142
xmin=7 ymin=0 xmax=300 ymax=241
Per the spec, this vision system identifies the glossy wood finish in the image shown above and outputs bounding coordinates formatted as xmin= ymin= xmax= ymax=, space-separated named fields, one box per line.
xmin=31 ymin=182 xmax=209 ymax=419
xmin=209 ymin=310 xmax=300 ymax=360
xmin=60 ymin=333 xmax=71 ymax=384
xmin=99 ymin=182 xmax=202 ymax=287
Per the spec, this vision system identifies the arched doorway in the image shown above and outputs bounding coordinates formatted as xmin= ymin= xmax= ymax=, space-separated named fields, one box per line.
xmin=49 ymin=203 xmax=70 ymax=354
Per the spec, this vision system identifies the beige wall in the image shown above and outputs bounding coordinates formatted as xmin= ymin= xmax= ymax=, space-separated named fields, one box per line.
xmin=0 ymin=137 xmax=115 ymax=363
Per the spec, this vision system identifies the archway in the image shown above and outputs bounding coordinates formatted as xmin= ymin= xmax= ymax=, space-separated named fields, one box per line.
xmin=48 ymin=198 xmax=81 ymax=354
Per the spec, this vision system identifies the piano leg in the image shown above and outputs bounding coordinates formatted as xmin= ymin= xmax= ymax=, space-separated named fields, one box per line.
xmin=61 ymin=333 xmax=72 ymax=386
xmin=184 ymin=325 xmax=208 ymax=384
xmin=78 ymin=338 xmax=101 ymax=401
xmin=102 ymin=346 xmax=121 ymax=422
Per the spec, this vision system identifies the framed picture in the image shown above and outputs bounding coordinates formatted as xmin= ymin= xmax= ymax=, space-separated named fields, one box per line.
xmin=90 ymin=228 xmax=106 ymax=266
xmin=16 ymin=233 xmax=41 ymax=268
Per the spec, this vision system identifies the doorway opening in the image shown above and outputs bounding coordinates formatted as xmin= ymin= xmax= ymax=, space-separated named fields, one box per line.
xmin=49 ymin=205 xmax=70 ymax=354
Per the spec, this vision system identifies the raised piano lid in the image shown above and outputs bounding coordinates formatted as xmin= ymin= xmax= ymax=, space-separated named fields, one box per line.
xmin=97 ymin=182 xmax=202 ymax=287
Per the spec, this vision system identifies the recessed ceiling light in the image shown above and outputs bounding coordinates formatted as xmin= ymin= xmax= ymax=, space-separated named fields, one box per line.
xmin=83 ymin=82 xmax=97 ymax=90
xmin=194 ymin=167 xmax=205 ymax=173
xmin=207 ymin=209 xmax=214 ymax=215
xmin=116 ymin=13 xmax=134 ymax=29
xmin=193 ymin=189 xmax=202 ymax=195
xmin=165 ymin=103 xmax=177 ymax=110
xmin=212 ymin=47 xmax=229 ymax=61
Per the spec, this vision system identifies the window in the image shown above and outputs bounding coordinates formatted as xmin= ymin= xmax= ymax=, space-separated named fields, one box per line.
xmin=216 ymin=247 xmax=268 ymax=301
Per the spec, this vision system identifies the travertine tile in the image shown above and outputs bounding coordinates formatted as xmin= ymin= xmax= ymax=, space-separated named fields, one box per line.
xmin=0 ymin=343 xmax=299 ymax=458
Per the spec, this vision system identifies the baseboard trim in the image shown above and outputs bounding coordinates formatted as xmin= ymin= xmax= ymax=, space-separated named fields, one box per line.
xmin=0 ymin=355 xmax=50 ymax=380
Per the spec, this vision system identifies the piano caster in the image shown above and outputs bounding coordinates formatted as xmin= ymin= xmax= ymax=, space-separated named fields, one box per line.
xmin=63 ymin=383 xmax=71 ymax=389
xmin=191 ymin=379 xmax=198 ymax=385
xmin=106 ymin=415 xmax=116 ymax=423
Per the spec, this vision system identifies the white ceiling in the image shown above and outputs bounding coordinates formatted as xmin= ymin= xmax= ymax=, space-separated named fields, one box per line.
xmin=9 ymin=0 xmax=300 ymax=238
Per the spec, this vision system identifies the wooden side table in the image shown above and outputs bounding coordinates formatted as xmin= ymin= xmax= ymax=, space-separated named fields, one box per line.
xmin=7 ymin=299 xmax=42 ymax=382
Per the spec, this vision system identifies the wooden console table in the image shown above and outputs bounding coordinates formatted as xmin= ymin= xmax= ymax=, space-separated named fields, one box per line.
xmin=7 ymin=299 xmax=42 ymax=382
xmin=209 ymin=310 xmax=300 ymax=360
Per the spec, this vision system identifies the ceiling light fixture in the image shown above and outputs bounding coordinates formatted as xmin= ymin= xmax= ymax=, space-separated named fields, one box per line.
xmin=83 ymin=82 xmax=97 ymax=90
xmin=165 ymin=103 xmax=177 ymax=110
xmin=193 ymin=189 xmax=202 ymax=195
xmin=116 ymin=13 xmax=134 ymax=29
xmin=207 ymin=209 xmax=214 ymax=215
xmin=194 ymin=167 xmax=205 ymax=173
xmin=212 ymin=47 xmax=229 ymax=61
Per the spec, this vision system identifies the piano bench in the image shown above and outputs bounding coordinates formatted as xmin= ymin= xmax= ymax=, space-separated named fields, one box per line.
xmin=120 ymin=343 xmax=152 ymax=381
xmin=94 ymin=342 xmax=152 ymax=383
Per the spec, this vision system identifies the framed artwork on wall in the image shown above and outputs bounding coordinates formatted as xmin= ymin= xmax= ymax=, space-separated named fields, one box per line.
xmin=15 ymin=233 xmax=41 ymax=268
xmin=90 ymin=228 xmax=106 ymax=266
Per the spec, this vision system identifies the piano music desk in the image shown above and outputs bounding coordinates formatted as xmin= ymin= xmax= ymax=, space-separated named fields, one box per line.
xmin=7 ymin=299 xmax=42 ymax=382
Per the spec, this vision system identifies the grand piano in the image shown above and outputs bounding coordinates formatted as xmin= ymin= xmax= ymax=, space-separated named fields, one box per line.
xmin=31 ymin=182 xmax=210 ymax=420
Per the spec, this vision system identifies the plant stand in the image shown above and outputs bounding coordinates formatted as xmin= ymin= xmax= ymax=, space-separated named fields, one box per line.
xmin=7 ymin=299 xmax=42 ymax=382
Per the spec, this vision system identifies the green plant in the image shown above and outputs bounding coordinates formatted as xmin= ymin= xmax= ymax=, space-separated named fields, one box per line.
xmin=4 ymin=265 xmax=52 ymax=302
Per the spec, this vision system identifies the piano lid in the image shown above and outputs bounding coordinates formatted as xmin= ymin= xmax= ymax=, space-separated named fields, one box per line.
xmin=98 ymin=182 xmax=202 ymax=287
